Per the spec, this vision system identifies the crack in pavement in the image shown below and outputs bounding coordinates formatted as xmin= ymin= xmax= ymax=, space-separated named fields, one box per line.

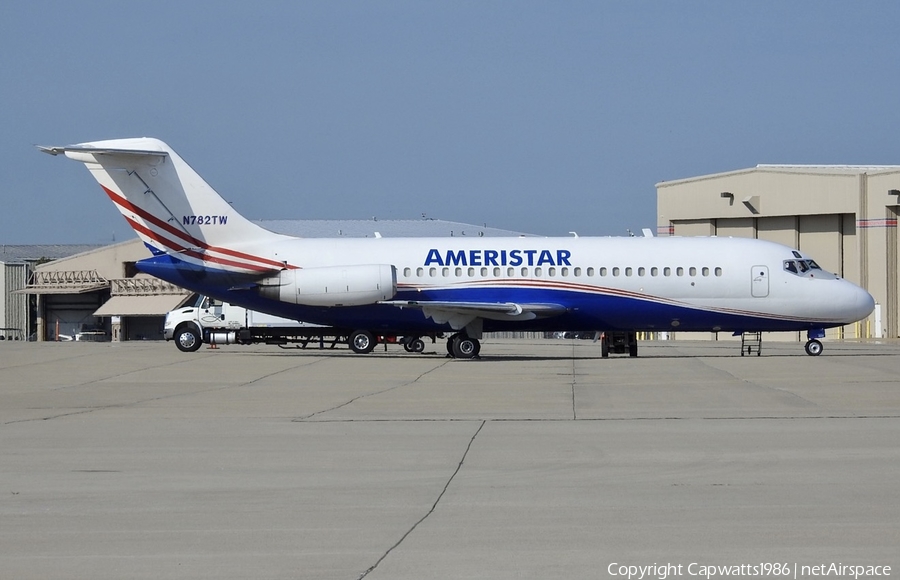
xmin=293 ymin=359 xmax=452 ymax=421
xmin=357 ymin=420 xmax=485 ymax=580
xmin=3 ymin=357 xmax=328 ymax=425
xmin=571 ymin=340 xmax=578 ymax=420
xmin=690 ymin=356 xmax=824 ymax=409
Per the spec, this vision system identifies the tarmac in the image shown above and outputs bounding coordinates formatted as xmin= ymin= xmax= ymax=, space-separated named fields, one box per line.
xmin=1 ymin=338 xmax=898 ymax=579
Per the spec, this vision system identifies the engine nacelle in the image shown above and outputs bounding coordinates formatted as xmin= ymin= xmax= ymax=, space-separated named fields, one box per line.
xmin=258 ymin=264 xmax=397 ymax=307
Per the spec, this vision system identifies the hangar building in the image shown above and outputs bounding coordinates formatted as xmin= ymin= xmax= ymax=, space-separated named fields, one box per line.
xmin=657 ymin=165 xmax=900 ymax=340
xmin=1 ymin=245 xmax=100 ymax=341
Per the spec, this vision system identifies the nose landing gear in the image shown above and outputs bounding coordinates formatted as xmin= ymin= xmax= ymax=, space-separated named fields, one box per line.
xmin=804 ymin=329 xmax=825 ymax=356
xmin=804 ymin=338 xmax=823 ymax=356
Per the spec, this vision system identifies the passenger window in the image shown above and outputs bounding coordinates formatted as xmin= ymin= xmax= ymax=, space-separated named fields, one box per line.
xmin=493 ymin=267 xmax=501 ymax=277
xmin=638 ymin=267 xmax=645 ymax=276
xmin=573 ymin=267 xmax=581 ymax=276
xmin=676 ymin=267 xmax=684 ymax=276
xmin=587 ymin=267 xmax=594 ymax=276
xmin=612 ymin=267 xmax=620 ymax=276
xmin=521 ymin=267 xmax=529 ymax=276
xmin=702 ymin=267 xmax=709 ymax=276
xmin=429 ymin=267 xmax=437 ymax=277
xmin=466 ymin=267 xmax=474 ymax=277
xmin=549 ymin=267 xmax=557 ymax=276
xmin=417 ymin=267 xmax=424 ymax=277
xmin=715 ymin=267 xmax=723 ymax=276
xmin=535 ymin=267 xmax=542 ymax=277
xmin=480 ymin=267 xmax=488 ymax=276
xmin=689 ymin=267 xmax=697 ymax=276
xmin=651 ymin=267 xmax=658 ymax=276
xmin=442 ymin=267 xmax=450 ymax=277
xmin=664 ymin=267 xmax=671 ymax=276
xmin=403 ymin=267 xmax=411 ymax=277
xmin=599 ymin=267 xmax=607 ymax=276
xmin=625 ymin=267 xmax=632 ymax=276
xmin=507 ymin=267 xmax=515 ymax=277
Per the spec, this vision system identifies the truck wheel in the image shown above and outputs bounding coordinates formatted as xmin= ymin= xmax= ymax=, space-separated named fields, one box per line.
xmin=403 ymin=337 xmax=426 ymax=353
xmin=175 ymin=325 xmax=202 ymax=352
xmin=349 ymin=330 xmax=376 ymax=354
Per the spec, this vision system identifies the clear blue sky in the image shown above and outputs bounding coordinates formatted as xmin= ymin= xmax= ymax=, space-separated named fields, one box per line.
xmin=3 ymin=1 xmax=899 ymax=244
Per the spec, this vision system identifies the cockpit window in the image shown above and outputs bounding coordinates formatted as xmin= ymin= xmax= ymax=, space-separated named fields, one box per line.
xmin=784 ymin=259 xmax=826 ymax=277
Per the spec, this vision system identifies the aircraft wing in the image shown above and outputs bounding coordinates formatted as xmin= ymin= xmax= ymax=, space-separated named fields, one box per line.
xmin=382 ymin=299 xmax=566 ymax=330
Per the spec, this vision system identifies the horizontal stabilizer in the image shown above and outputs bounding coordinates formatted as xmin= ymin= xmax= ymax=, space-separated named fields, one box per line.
xmin=38 ymin=145 xmax=168 ymax=159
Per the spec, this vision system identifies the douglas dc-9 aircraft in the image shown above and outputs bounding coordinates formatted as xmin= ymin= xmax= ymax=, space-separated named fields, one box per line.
xmin=40 ymin=138 xmax=874 ymax=358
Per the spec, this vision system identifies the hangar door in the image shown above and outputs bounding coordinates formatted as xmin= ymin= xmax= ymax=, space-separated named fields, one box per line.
xmin=44 ymin=292 xmax=106 ymax=340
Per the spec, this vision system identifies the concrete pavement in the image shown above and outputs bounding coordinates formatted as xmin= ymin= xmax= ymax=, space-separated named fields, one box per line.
xmin=1 ymin=338 xmax=898 ymax=579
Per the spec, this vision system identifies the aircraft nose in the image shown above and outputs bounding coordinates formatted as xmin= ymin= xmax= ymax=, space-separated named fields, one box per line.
xmin=848 ymin=283 xmax=876 ymax=323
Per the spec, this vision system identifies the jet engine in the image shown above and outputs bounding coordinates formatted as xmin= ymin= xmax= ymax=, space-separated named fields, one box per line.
xmin=258 ymin=264 xmax=396 ymax=307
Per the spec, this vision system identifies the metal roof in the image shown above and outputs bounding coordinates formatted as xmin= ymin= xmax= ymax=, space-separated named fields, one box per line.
xmin=0 ymin=245 xmax=103 ymax=264
xmin=755 ymin=164 xmax=900 ymax=174
xmin=94 ymin=295 xmax=192 ymax=317
xmin=256 ymin=219 xmax=532 ymax=238
xmin=659 ymin=164 xmax=900 ymax=187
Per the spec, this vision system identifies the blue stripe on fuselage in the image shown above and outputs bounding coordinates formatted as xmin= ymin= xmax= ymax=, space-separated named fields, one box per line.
xmin=139 ymin=255 xmax=834 ymax=334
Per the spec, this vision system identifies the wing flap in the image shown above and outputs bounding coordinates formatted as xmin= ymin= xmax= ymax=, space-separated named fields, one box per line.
xmin=382 ymin=299 xmax=566 ymax=324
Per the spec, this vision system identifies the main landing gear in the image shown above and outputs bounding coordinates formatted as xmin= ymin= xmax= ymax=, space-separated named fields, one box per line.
xmin=446 ymin=332 xmax=481 ymax=359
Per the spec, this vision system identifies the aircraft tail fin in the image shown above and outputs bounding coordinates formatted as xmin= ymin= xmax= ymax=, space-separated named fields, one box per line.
xmin=40 ymin=138 xmax=292 ymax=274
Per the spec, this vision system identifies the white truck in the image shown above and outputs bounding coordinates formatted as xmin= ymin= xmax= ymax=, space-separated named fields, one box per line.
xmin=164 ymin=295 xmax=332 ymax=352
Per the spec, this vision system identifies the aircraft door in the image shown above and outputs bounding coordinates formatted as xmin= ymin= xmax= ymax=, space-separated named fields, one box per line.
xmin=751 ymin=266 xmax=769 ymax=297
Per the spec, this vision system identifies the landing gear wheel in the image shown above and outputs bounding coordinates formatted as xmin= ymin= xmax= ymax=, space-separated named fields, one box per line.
xmin=175 ymin=325 xmax=202 ymax=352
xmin=349 ymin=330 xmax=377 ymax=354
xmin=451 ymin=334 xmax=480 ymax=359
xmin=804 ymin=339 xmax=823 ymax=356
xmin=600 ymin=333 xmax=609 ymax=358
